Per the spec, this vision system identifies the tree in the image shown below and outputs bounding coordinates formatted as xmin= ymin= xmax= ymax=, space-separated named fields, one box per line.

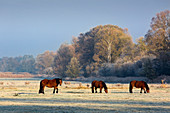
xmin=75 ymin=33 xmax=95 ymax=66
xmin=145 ymin=10 xmax=170 ymax=56
xmin=142 ymin=59 xmax=157 ymax=80
xmin=136 ymin=37 xmax=148 ymax=56
xmin=0 ymin=55 xmax=36 ymax=74
xmin=74 ymin=25 xmax=134 ymax=76
xmin=94 ymin=25 xmax=133 ymax=63
xmin=144 ymin=10 xmax=170 ymax=78
xmin=65 ymin=57 xmax=80 ymax=78
xmin=53 ymin=43 xmax=75 ymax=77
xmin=36 ymin=51 xmax=56 ymax=74
xmin=19 ymin=55 xmax=36 ymax=73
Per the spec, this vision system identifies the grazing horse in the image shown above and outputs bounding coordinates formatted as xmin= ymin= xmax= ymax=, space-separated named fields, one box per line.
xmin=129 ymin=80 xmax=149 ymax=93
xmin=39 ymin=78 xmax=62 ymax=94
xmin=91 ymin=80 xmax=108 ymax=93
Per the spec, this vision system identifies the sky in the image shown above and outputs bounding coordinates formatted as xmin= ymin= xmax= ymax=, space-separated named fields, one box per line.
xmin=0 ymin=0 xmax=169 ymax=58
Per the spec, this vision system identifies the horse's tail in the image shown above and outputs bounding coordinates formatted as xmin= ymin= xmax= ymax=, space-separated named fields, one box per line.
xmin=144 ymin=82 xmax=149 ymax=91
xmin=129 ymin=81 xmax=133 ymax=93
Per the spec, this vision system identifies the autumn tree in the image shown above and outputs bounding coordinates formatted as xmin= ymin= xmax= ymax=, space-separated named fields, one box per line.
xmin=53 ymin=43 xmax=75 ymax=77
xmin=94 ymin=25 xmax=133 ymax=63
xmin=74 ymin=25 xmax=134 ymax=76
xmin=128 ymin=37 xmax=148 ymax=62
xmin=145 ymin=10 xmax=170 ymax=56
xmin=65 ymin=57 xmax=80 ymax=78
xmin=36 ymin=51 xmax=56 ymax=74
xmin=144 ymin=10 xmax=170 ymax=77
xmin=136 ymin=37 xmax=148 ymax=56
xmin=75 ymin=33 xmax=95 ymax=66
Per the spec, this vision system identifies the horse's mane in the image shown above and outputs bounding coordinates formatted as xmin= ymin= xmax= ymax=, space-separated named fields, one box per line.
xmin=55 ymin=78 xmax=62 ymax=81
xmin=144 ymin=81 xmax=149 ymax=90
xmin=101 ymin=81 xmax=107 ymax=89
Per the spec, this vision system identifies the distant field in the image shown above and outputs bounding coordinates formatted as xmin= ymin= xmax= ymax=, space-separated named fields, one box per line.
xmin=0 ymin=79 xmax=170 ymax=113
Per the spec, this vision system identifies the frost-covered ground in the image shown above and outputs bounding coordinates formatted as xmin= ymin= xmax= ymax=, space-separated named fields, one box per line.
xmin=0 ymin=79 xmax=169 ymax=113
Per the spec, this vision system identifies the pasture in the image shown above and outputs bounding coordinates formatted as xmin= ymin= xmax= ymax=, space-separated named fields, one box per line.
xmin=0 ymin=79 xmax=170 ymax=113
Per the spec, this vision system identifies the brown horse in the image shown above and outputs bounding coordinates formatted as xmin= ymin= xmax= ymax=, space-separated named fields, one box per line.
xmin=91 ymin=80 xmax=108 ymax=93
xmin=129 ymin=80 xmax=149 ymax=93
xmin=39 ymin=78 xmax=62 ymax=94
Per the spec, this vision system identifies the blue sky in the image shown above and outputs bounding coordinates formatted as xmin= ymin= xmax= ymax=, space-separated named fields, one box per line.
xmin=0 ymin=0 xmax=169 ymax=57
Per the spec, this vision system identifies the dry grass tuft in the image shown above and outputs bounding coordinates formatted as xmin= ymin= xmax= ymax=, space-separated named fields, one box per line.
xmin=25 ymin=82 xmax=30 ymax=85
xmin=0 ymin=82 xmax=4 ymax=85
xmin=13 ymin=93 xmax=19 ymax=96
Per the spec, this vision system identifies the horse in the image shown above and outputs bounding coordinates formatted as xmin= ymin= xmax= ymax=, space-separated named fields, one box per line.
xmin=91 ymin=80 xmax=108 ymax=93
xmin=39 ymin=78 xmax=62 ymax=94
xmin=129 ymin=80 xmax=149 ymax=93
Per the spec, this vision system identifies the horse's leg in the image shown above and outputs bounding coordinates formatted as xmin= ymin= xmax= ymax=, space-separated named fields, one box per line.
xmin=39 ymin=85 xmax=45 ymax=94
xmin=53 ymin=87 xmax=55 ymax=94
xmin=92 ymin=87 xmax=94 ymax=93
xmin=129 ymin=83 xmax=133 ymax=93
xmin=56 ymin=88 xmax=58 ymax=93
xmin=42 ymin=86 xmax=45 ymax=94
xmin=144 ymin=87 xmax=146 ymax=93
xmin=130 ymin=86 xmax=133 ymax=93
xmin=95 ymin=87 xmax=97 ymax=93
xmin=39 ymin=83 xmax=45 ymax=94
xmin=140 ymin=88 xmax=143 ymax=93
xmin=100 ymin=87 xmax=102 ymax=93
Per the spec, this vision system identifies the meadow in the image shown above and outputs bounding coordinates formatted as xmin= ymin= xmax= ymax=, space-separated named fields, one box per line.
xmin=0 ymin=79 xmax=170 ymax=113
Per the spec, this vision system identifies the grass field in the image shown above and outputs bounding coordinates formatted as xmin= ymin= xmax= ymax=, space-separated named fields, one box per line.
xmin=0 ymin=79 xmax=170 ymax=113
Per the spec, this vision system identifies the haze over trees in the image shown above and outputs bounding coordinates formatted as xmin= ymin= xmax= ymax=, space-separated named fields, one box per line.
xmin=0 ymin=10 xmax=169 ymax=80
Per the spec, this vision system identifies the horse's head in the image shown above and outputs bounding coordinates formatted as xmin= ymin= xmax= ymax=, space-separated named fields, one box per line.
xmin=101 ymin=81 xmax=108 ymax=93
xmin=104 ymin=87 xmax=108 ymax=93
xmin=59 ymin=79 xmax=62 ymax=86
xmin=144 ymin=81 xmax=150 ymax=93
xmin=146 ymin=89 xmax=149 ymax=93
xmin=104 ymin=88 xmax=108 ymax=93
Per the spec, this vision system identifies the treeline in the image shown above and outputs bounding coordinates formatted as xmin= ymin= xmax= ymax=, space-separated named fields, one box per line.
xmin=0 ymin=55 xmax=36 ymax=73
xmin=0 ymin=10 xmax=169 ymax=80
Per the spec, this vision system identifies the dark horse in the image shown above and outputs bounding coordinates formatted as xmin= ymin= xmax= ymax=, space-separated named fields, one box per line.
xmin=91 ymin=80 xmax=108 ymax=93
xmin=129 ymin=80 xmax=149 ymax=93
xmin=39 ymin=78 xmax=62 ymax=94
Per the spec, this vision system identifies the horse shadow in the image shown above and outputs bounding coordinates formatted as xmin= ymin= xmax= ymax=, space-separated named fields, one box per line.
xmin=65 ymin=91 xmax=85 ymax=94
xmin=110 ymin=91 xmax=128 ymax=94
xmin=18 ymin=93 xmax=37 ymax=95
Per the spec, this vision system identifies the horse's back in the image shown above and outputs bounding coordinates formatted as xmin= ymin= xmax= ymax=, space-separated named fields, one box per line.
xmin=131 ymin=80 xmax=146 ymax=88
xmin=40 ymin=79 xmax=56 ymax=87
xmin=41 ymin=79 xmax=49 ymax=84
xmin=130 ymin=80 xmax=136 ymax=87
xmin=130 ymin=80 xmax=136 ymax=84
xmin=92 ymin=80 xmax=100 ymax=88
xmin=92 ymin=80 xmax=104 ymax=88
xmin=92 ymin=80 xmax=97 ymax=84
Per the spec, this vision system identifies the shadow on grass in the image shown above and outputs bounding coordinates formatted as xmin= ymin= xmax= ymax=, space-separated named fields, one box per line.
xmin=18 ymin=93 xmax=37 ymax=95
xmin=66 ymin=91 xmax=84 ymax=94
xmin=0 ymin=105 xmax=117 ymax=113
xmin=111 ymin=91 xmax=128 ymax=94
xmin=0 ymin=105 xmax=169 ymax=113
xmin=0 ymin=97 xmax=170 ymax=107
